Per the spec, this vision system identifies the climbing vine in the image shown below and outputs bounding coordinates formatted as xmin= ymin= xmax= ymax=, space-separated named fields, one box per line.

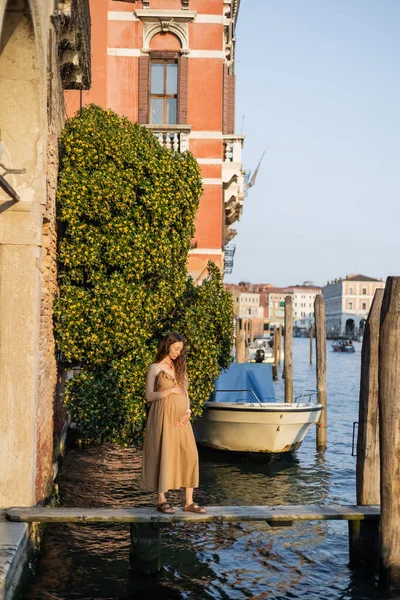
xmin=55 ymin=105 xmax=233 ymax=444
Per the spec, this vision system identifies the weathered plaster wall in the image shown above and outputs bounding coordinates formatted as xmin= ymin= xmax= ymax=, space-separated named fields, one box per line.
xmin=0 ymin=0 xmax=65 ymax=508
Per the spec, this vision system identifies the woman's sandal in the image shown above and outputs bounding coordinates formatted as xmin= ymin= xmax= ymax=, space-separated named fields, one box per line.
xmin=183 ymin=503 xmax=206 ymax=514
xmin=156 ymin=502 xmax=175 ymax=514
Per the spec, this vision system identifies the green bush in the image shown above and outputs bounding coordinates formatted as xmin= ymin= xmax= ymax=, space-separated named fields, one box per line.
xmin=56 ymin=105 xmax=233 ymax=444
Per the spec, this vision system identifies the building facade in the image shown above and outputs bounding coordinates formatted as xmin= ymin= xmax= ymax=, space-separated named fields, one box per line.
xmin=65 ymin=0 xmax=245 ymax=281
xmin=0 ymin=0 xmax=90 ymax=509
xmin=225 ymin=283 xmax=267 ymax=341
xmin=282 ymin=284 xmax=322 ymax=334
xmin=232 ymin=290 xmax=264 ymax=320
xmin=264 ymin=288 xmax=288 ymax=328
xmin=323 ymin=274 xmax=385 ymax=337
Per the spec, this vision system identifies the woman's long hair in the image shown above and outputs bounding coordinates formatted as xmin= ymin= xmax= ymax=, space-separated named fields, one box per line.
xmin=154 ymin=332 xmax=187 ymax=386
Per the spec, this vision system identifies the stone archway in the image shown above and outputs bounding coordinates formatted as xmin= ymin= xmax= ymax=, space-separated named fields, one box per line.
xmin=345 ymin=318 xmax=355 ymax=337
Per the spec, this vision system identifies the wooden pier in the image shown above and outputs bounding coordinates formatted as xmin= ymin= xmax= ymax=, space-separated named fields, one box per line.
xmin=6 ymin=504 xmax=380 ymax=524
xmin=6 ymin=504 xmax=380 ymax=575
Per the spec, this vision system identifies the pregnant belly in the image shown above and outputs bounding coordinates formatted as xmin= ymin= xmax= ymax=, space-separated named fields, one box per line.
xmin=170 ymin=393 xmax=188 ymax=419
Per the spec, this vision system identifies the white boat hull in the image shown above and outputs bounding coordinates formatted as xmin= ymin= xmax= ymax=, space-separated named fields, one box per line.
xmin=194 ymin=402 xmax=323 ymax=454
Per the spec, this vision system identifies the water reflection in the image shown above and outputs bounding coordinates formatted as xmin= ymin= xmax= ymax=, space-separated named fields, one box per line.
xmin=199 ymin=445 xmax=330 ymax=507
xmin=24 ymin=339 xmax=384 ymax=600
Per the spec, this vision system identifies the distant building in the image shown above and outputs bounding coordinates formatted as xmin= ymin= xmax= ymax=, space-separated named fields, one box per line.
xmin=282 ymin=284 xmax=322 ymax=334
xmin=225 ymin=283 xmax=268 ymax=340
xmin=264 ymin=288 xmax=289 ymax=328
xmin=232 ymin=290 xmax=264 ymax=319
xmin=323 ymin=274 xmax=385 ymax=337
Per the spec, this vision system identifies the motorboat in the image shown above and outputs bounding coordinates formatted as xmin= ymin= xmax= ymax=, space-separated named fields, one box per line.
xmin=194 ymin=363 xmax=323 ymax=454
xmin=331 ymin=339 xmax=355 ymax=353
xmin=248 ymin=338 xmax=274 ymax=364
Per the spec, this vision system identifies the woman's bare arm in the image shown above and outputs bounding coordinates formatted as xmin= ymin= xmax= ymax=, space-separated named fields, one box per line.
xmin=145 ymin=364 xmax=185 ymax=403
xmin=185 ymin=374 xmax=191 ymax=413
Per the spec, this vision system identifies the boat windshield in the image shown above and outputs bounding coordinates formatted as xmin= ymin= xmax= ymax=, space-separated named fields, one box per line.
xmin=212 ymin=363 xmax=276 ymax=403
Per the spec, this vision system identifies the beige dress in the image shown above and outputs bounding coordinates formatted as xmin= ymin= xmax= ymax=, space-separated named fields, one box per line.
xmin=141 ymin=370 xmax=199 ymax=493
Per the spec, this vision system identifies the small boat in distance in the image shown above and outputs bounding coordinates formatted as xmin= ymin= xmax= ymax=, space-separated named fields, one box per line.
xmin=331 ymin=339 xmax=355 ymax=353
xmin=194 ymin=363 xmax=323 ymax=454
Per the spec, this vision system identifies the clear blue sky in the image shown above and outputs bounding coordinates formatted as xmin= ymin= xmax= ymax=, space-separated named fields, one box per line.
xmin=225 ymin=0 xmax=400 ymax=287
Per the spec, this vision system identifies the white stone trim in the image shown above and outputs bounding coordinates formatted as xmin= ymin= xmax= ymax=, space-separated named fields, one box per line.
xmin=135 ymin=9 xmax=197 ymax=54
xmin=190 ymin=248 xmax=224 ymax=255
xmin=190 ymin=131 xmax=223 ymax=139
xmin=135 ymin=9 xmax=197 ymax=21
xmin=189 ymin=50 xmax=224 ymax=58
xmin=196 ymin=158 xmax=223 ymax=164
xmin=108 ymin=48 xmax=142 ymax=57
xmin=107 ymin=48 xmax=225 ymax=59
xmin=195 ymin=14 xmax=226 ymax=24
xmin=108 ymin=11 xmax=226 ymax=25
xmin=108 ymin=11 xmax=137 ymax=21
xmin=202 ymin=178 xmax=223 ymax=185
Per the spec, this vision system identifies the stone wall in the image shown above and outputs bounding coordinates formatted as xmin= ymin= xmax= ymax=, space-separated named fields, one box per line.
xmin=0 ymin=0 xmax=91 ymax=509
xmin=35 ymin=46 xmax=65 ymax=499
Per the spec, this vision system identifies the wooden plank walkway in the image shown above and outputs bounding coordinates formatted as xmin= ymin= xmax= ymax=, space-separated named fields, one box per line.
xmin=6 ymin=504 xmax=380 ymax=525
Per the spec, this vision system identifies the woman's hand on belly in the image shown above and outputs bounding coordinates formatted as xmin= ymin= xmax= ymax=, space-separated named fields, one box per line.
xmin=169 ymin=385 xmax=186 ymax=396
xmin=175 ymin=413 xmax=190 ymax=428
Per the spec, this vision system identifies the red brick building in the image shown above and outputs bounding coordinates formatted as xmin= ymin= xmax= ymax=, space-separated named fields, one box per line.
xmin=66 ymin=0 xmax=245 ymax=280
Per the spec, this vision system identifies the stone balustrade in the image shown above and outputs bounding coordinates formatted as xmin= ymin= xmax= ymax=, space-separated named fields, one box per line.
xmin=145 ymin=125 xmax=192 ymax=153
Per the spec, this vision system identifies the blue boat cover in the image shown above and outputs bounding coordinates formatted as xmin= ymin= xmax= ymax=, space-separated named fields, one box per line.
xmin=211 ymin=363 xmax=276 ymax=403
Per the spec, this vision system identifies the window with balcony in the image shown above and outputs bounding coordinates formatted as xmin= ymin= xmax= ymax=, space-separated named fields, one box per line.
xmin=150 ymin=61 xmax=178 ymax=125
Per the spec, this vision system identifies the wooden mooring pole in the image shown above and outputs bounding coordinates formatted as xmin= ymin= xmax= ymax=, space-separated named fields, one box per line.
xmin=379 ymin=277 xmax=400 ymax=592
xmin=236 ymin=329 xmax=246 ymax=363
xmin=277 ymin=326 xmax=282 ymax=367
xmin=284 ymin=296 xmax=293 ymax=402
xmin=272 ymin=328 xmax=278 ymax=380
xmin=349 ymin=288 xmax=384 ymax=569
xmin=315 ymin=295 xmax=327 ymax=448
xmin=272 ymin=327 xmax=280 ymax=379
xmin=309 ymin=323 xmax=313 ymax=364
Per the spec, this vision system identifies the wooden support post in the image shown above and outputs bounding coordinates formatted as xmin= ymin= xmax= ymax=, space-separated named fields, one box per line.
xmin=236 ymin=330 xmax=246 ymax=363
xmin=379 ymin=277 xmax=400 ymax=592
xmin=272 ymin=327 xmax=279 ymax=379
xmin=350 ymin=289 xmax=384 ymax=569
xmin=130 ymin=523 xmax=161 ymax=575
xmin=309 ymin=324 xmax=313 ymax=364
xmin=357 ymin=288 xmax=384 ymax=504
xmin=315 ymin=295 xmax=327 ymax=448
xmin=284 ymin=296 xmax=293 ymax=403
xmin=277 ymin=327 xmax=281 ymax=367
xmin=349 ymin=520 xmax=380 ymax=570
xmin=235 ymin=319 xmax=240 ymax=362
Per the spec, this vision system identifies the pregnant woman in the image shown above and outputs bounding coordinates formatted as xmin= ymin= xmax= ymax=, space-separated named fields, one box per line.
xmin=141 ymin=332 xmax=206 ymax=514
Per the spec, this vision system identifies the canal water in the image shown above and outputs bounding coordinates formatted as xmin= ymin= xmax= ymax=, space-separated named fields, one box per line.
xmin=24 ymin=338 xmax=384 ymax=600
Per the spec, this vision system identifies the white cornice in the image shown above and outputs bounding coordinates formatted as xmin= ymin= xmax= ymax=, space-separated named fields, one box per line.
xmin=134 ymin=9 xmax=197 ymax=23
